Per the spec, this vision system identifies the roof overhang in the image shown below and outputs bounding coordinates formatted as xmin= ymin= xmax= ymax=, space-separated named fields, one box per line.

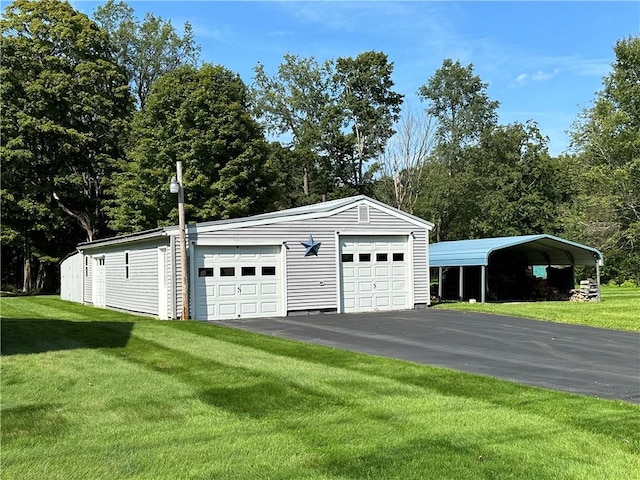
xmin=77 ymin=228 xmax=166 ymax=251
xmin=75 ymin=195 xmax=433 ymax=250
xmin=429 ymin=234 xmax=603 ymax=268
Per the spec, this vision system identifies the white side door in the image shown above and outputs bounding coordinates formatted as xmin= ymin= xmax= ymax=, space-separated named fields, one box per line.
xmin=92 ymin=256 xmax=106 ymax=307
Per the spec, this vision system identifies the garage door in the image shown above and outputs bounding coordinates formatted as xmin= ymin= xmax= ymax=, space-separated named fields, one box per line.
xmin=340 ymin=235 xmax=410 ymax=313
xmin=194 ymin=245 xmax=283 ymax=320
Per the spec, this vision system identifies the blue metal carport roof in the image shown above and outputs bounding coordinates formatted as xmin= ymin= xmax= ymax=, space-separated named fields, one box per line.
xmin=429 ymin=234 xmax=603 ymax=267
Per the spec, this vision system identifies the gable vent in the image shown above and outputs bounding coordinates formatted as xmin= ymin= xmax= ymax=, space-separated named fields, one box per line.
xmin=358 ymin=205 xmax=370 ymax=223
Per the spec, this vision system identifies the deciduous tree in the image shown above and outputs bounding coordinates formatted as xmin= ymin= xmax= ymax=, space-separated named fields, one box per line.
xmin=106 ymin=64 xmax=276 ymax=232
xmin=93 ymin=0 xmax=200 ymax=108
xmin=415 ymin=60 xmax=499 ymax=241
xmin=0 ymin=0 xmax=132 ymax=291
xmin=568 ymin=35 xmax=640 ymax=283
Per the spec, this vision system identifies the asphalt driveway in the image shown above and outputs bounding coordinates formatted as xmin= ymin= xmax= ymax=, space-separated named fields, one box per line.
xmin=210 ymin=309 xmax=640 ymax=403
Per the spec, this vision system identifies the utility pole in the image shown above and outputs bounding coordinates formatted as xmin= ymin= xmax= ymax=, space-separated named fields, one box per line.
xmin=170 ymin=161 xmax=189 ymax=320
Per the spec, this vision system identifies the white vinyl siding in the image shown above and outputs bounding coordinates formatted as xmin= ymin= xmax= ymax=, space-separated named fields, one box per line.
xmin=81 ymin=239 xmax=170 ymax=316
xmin=192 ymin=204 xmax=429 ymax=313
xmin=60 ymin=252 xmax=83 ymax=303
xmin=74 ymin=198 xmax=430 ymax=319
xmin=83 ymin=254 xmax=93 ymax=304
xmin=105 ymin=247 xmax=158 ymax=314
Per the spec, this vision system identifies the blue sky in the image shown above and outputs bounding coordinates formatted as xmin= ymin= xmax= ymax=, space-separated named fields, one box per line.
xmin=73 ymin=1 xmax=639 ymax=156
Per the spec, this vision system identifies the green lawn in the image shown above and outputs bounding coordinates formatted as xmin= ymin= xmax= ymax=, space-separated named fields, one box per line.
xmin=1 ymin=296 xmax=638 ymax=479
xmin=434 ymin=285 xmax=640 ymax=332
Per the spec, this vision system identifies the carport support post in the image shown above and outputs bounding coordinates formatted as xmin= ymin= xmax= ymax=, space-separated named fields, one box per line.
xmin=596 ymin=259 xmax=601 ymax=301
xmin=438 ymin=267 xmax=443 ymax=299
xmin=481 ymin=265 xmax=486 ymax=303
xmin=459 ymin=266 xmax=464 ymax=301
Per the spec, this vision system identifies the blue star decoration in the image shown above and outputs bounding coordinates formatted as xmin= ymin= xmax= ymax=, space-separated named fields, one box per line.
xmin=301 ymin=234 xmax=321 ymax=256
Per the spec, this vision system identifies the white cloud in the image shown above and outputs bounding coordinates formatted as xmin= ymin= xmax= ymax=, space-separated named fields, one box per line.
xmin=513 ymin=68 xmax=560 ymax=86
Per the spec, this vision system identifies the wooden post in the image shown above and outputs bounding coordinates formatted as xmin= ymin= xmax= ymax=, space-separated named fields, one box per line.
xmin=176 ymin=161 xmax=189 ymax=320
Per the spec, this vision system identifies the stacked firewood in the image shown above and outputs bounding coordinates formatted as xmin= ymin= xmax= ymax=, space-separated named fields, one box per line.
xmin=569 ymin=279 xmax=599 ymax=302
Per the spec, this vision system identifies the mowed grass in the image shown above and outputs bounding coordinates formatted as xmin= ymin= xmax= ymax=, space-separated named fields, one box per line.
xmin=1 ymin=297 xmax=639 ymax=479
xmin=434 ymin=285 xmax=640 ymax=332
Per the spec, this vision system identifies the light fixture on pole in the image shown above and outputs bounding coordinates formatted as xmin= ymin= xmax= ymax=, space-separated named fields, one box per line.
xmin=170 ymin=161 xmax=189 ymax=320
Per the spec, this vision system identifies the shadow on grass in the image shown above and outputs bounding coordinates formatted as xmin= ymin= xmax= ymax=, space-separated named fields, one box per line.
xmin=1 ymin=403 xmax=68 ymax=440
xmin=0 ymin=319 xmax=134 ymax=355
xmin=199 ymin=381 xmax=346 ymax=419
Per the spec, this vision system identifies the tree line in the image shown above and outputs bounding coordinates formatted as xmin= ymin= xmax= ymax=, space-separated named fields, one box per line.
xmin=1 ymin=0 xmax=638 ymax=292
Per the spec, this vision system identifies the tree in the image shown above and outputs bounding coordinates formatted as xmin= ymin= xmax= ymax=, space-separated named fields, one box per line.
xmin=465 ymin=122 xmax=568 ymax=238
xmin=106 ymin=64 xmax=276 ymax=233
xmin=334 ymin=51 xmax=404 ymax=191
xmin=252 ymin=51 xmax=403 ymax=203
xmin=93 ymin=0 xmax=200 ymax=108
xmin=1 ymin=0 xmax=132 ymax=291
xmin=418 ymin=59 xmax=499 ymax=163
xmin=253 ymin=54 xmax=337 ymax=201
xmin=375 ymin=106 xmax=437 ymax=213
xmin=568 ymin=35 xmax=640 ymax=283
xmin=415 ymin=59 xmax=499 ymax=241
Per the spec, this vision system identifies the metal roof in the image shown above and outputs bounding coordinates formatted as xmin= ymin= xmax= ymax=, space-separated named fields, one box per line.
xmin=78 ymin=195 xmax=433 ymax=249
xmin=429 ymin=234 xmax=603 ymax=267
xmin=161 ymin=194 xmax=433 ymax=234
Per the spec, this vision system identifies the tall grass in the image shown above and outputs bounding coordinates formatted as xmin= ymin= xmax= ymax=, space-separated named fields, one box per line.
xmin=1 ymin=296 xmax=638 ymax=479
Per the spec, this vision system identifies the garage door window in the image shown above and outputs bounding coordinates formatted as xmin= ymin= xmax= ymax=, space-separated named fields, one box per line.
xmin=262 ymin=266 xmax=276 ymax=275
xmin=242 ymin=267 xmax=256 ymax=276
xmin=199 ymin=267 xmax=214 ymax=277
xmin=339 ymin=235 xmax=409 ymax=314
xmin=220 ymin=267 xmax=235 ymax=277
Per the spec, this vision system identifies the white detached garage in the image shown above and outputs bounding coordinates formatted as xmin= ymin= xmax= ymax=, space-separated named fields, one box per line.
xmin=62 ymin=195 xmax=433 ymax=320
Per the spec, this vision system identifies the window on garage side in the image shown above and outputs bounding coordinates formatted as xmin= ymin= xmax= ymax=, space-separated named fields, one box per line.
xmin=220 ymin=267 xmax=235 ymax=277
xmin=262 ymin=266 xmax=276 ymax=276
xmin=85 ymin=256 xmax=89 ymax=277
xmin=124 ymin=251 xmax=130 ymax=279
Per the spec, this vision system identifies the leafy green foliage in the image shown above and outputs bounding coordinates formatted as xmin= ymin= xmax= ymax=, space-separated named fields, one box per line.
xmin=335 ymin=51 xmax=404 ymax=189
xmin=567 ymin=35 xmax=640 ymax=283
xmin=105 ymin=64 xmax=276 ymax=232
xmin=253 ymin=51 xmax=403 ymax=204
xmin=0 ymin=0 xmax=132 ymax=291
xmin=93 ymin=0 xmax=200 ymax=108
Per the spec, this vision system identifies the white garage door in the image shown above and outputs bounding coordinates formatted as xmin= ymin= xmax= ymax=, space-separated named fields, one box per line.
xmin=340 ymin=236 xmax=410 ymax=313
xmin=194 ymin=245 xmax=283 ymax=320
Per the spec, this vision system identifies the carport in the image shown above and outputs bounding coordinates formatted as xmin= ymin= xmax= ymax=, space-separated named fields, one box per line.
xmin=429 ymin=235 xmax=604 ymax=303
